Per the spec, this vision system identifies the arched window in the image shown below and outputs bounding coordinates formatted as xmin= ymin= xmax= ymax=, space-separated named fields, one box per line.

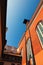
xmin=36 ymin=20 xmax=43 ymax=48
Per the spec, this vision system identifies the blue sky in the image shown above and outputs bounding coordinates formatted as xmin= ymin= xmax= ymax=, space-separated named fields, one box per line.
xmin=6 ymin=0 xmax=40 ymax=48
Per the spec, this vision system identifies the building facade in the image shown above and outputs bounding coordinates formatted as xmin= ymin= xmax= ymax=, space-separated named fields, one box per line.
xmin=0 ymin=0 xmax=43 ymax=65
xmin=17 ymin=0 xmax=43 ymax=65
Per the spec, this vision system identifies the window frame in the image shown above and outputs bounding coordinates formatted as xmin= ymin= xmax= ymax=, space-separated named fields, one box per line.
xmin=36 ymin=20 xmax=43 ymax=48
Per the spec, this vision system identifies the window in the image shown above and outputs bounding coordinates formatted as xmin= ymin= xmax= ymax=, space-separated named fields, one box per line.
xmin=26 ymin=38 xmax=33 ymax=65
xmin=36 ymin=20 xmax=43 ymax=48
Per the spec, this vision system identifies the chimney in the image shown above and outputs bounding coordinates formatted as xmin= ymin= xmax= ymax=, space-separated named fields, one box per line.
xmin=23 ymin=19 xmax=30 ymax=29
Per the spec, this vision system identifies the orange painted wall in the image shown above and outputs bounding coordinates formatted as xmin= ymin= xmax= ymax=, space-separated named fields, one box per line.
xmin=17 ymin=30 xmax=30 ymax=65
xmin=18 ymin=36 xmax=27 ymax=65
xmin=25 ymin=30 xmax=30 ymax=41
xmin=30 ymin=5 xmax=43 ymax=55
xmin=30 ymin=5 xmax=43 ymax=65
xmin=35 ymin=49 xmax=43 ymax=65
xmin=18 ymin=4 xmax=43 ymax=65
